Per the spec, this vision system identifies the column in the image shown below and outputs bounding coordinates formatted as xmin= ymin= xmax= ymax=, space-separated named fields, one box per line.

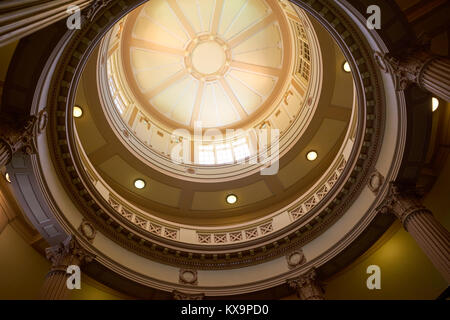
xmin=0 ymin=0 xmax=93 ymax=47
xmin=41 ymin=236 xmax=94 ymax=300
xmin=380 ymin=183 xmax=450 ymax=283
xmin=384 ymin=49 xmax=450 ymax=101
xmin=0 ymin=140 xmax=12 ymax=169
xmin=287 ymin=268 xmax=325 ymax=300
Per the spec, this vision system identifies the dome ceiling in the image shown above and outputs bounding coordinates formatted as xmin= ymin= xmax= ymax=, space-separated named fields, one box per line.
xmin=73 ymin=0 xmax=357 ymax=233
xmin=101 ymin=0 xmax=321 ymax=179
xmin=120 ymin=0 xmax=290 ymax=129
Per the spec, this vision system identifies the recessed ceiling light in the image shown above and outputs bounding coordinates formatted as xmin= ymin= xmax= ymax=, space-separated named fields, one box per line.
xmin=343 ymin=61 xmax=351 ymax=73
xmin=73 ymin=105 xmax=83 ymax=118
xmin=226 ymin=194 xmax=237 ymax=204
xmin=134 ymin=179 xmax=146 ymax=189
xmin=306 ymin=151 xmax=318 ymax=161
xmin=432 ymin=97 xmax=439 ymax=112
xmin=5 ymin=173 xmax=11 ymax=183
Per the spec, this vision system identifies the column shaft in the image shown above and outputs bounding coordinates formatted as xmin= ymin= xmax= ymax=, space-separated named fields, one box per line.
xmin=0 ymin=140 xmax=12 ymax=168
xmin=41 ymin=269 xmax=71 ymax=300
xmin=40 ymin=236 xmax=94 ymax=300
xmin=420 ymin=57 xmax=450 ymax=101
xmin=404 ymin=211 xmax=450 ymax=283
xmin=0 ymin=0 xmax=93 ymax=47
xmin=381 ymin=183 xmax=450 ymax=284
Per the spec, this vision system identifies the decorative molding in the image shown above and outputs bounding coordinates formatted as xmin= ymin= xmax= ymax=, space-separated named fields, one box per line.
xmin=45 ymin=236 xmax=95 ymax=273
xmin=0 ymin=109 xmax=47 ymax=167
xmin=78 ymin=219 xmax=97 ymax=243
xmin=287 ymin=268 xmax=324 ymax=300
xmin=367 ymin=170 xmax=384 ymax=194
xmin=378 ymin=182 xmax=430 ymax=226
xmin=172 ymin=290 xmax=204 ymax=300
xmin=286 ymin=249 xmax=306 ymax=269
xmin=85 ymin=0 xmax=114 ymax=22
xmin=179 ymin=269 xmax=198 ymax=286
xmin=376 ymin=48 xmax=435 ymax=91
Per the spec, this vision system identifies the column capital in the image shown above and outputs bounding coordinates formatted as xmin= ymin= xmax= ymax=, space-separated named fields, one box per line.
xmin=378 ymin=182 xmax=431 ymax=227
xmin=45 ymin=236 xmax=95 ymax=273
xmin=0 ymin=109 xmax=47 ymax=167
xmin=381 ymin=49 xmax=435 ymax=91
xmin=172 ymin=290 xmax=204 ymax=300
xmin=287 ymin=268 xmax=325 ymax=300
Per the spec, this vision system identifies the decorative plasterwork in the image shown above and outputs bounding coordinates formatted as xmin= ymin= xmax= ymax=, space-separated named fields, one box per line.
xmin=78 ymin=219 xmax=97 ymax=243
xmin=172 ymin=290 xmax=204 ymax=300
xmin=367 ymin=169 xmax=384 ymax=194
xmin=377 ymin=182 xmax=431 ymax=227
xmin=45 ymin=236 xmax=95 ymax=272
xmin=43 ymin=0 xmax=384 ymax=271
xmin=78 ymin=131 xmax=348 ymax=247
xmin=286 ymin=249 xmax=306 ymax=269
xmin=179 ymin=269 xmax=198 ymax=286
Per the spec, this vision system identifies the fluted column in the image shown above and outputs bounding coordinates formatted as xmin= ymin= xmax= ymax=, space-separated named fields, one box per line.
xmin=383 ymin=49 xmax=450 ymax=101
xmin=0 ymin=0 xmax=94 ymax=47
xmin=0 ymin=140 xmax=12 ymax=170
xmin=420 ymin=57 xmax=450 ymax=101
xmin=41 ymin=236 xmax=94 ymax=300
xmin=380 ymin=183 xmax=450 ymax=283
xmin=288 ymin=268 xmax=325 ymax=300
xmin=0 ymin=109 xmax=47 ymax=169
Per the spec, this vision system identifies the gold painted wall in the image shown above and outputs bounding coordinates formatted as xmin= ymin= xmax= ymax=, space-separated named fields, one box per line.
xmin=0 ymin=225 xmax=128 ymax=300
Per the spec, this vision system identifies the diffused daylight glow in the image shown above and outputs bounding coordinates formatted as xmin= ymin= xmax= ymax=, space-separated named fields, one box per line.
xmin=226 ymin=194 xmax=238 ymax=204
xmin=343 ymin=61 xmax=351 ymax=73
xmin=306 ymin=151 xmax=318 ymax=161
xmin=432 ymin=97 xmax=439 ymax=112
xmin=73 ymin=105 xmax=83 ymax=118
xmin=134 ymin=179 xmax=146 ymax=189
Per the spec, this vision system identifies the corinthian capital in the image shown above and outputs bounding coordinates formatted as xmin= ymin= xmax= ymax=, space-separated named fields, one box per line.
xmin=45 ymin=236 xmax=95 ymax=272
xmin=287 ymin=268 xmax=325 ymax=300
xmin=378 ymin=182 xmax=430 ymax=226
xmin=0 ymin=109 xmax=47 ymax=164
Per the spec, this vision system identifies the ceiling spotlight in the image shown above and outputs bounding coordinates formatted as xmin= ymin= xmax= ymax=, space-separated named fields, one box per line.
xmin=5 ymin=173 xmax=11 ymax=183
xmin=226 ymin=194 xmax=237 ymax=204
xmin=343 ymin=61 xmax=351 ymax=73
xmin=73 ymin=105 xmax=83 ymax=118
xmin=432 ymin=97 xmax=439 ymax=112
xmin=306 ymin=151 xmax=318 ymax=161
xmin=134 ymin=179 xmax=146 ymax=189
